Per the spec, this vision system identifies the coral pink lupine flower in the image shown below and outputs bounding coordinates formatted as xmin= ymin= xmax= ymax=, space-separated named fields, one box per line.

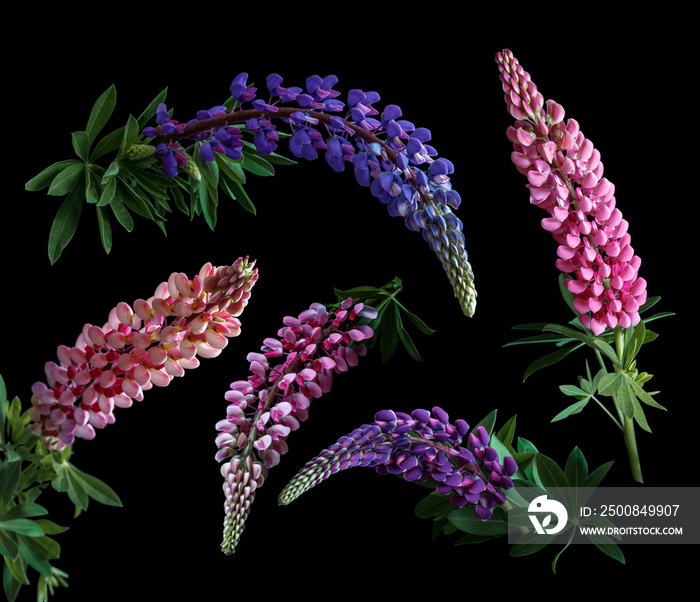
xmin=495 ymin=49 xmax=647 ymax=335
xmin=217 ymin=297 xmax=377 ymax=555
xmin=29 ymin=257 xmax=258 ymax=449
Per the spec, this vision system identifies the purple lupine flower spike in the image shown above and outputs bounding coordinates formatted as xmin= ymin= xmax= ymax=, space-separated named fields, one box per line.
xmin=145 ymin=73 xmax=476 ymax=317
xmin=278 ymin=407 xmax=517 ymax=522
xmin=495 ymin=49 xmax=647 ymax=335
xmin=216 ymin=298 xmax=377 ymax=554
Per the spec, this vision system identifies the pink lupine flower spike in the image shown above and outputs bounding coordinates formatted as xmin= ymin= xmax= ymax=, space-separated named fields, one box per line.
xmin=496 ymin=49 xmax=647 ymax=336
xmin=29 ymin=257 xmax=258 ymax=449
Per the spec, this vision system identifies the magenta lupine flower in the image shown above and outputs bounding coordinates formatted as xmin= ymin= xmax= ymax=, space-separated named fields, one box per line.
xmin=29 ymin=257 xmax=258 ymax=450
xmin=496 ymin=49 xmax=648 ymax=335
xmin=146 ymin=73 xmax=476 ymax=317
xmin=216 ymin=298 xmax=377 ymax=554
xmin=278 ymin=407 xmax=517 ymax=521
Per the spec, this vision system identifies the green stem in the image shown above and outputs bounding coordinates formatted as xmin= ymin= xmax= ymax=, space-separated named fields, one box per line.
xmin=622 ymin=415 xmax=643 ymax=483
xmin=614 ymin=326 xmax=643 ymax=483
xmin=592 ymin=330 xmax=643 ymax=482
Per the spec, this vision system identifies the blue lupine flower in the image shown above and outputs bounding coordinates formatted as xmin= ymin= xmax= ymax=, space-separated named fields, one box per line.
xmin=142 ymin=71 xmax=476 ymax=316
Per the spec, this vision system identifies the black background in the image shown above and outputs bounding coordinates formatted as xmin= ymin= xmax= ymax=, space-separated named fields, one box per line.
xmin=3 ymin=12 xmax=696 ymax=600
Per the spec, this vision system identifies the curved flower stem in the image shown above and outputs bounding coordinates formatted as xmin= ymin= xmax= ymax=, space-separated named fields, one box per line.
xmin=165 ymin=107 xmax=401 ymax=163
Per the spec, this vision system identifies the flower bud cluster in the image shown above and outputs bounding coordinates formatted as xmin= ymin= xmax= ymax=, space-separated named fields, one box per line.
xmin=143 ymin=73 xmax=476 ymax=317
xmin=496 ymin=49 xmax=648 ymax=335
xmin=217 ymin=298 xmax=377 ymax=554
xmin=278 ymin=407 xmax=517 ymax=521
xmin=29 ymin=258 xmax=258 ymax=449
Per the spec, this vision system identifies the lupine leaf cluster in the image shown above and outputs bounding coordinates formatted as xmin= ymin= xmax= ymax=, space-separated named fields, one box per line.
xmin=1 ymin=375 xmax=121 ymax=601
xmin=506 ymin=286 xmax=671 ymax=428
xmin=411 ymin=412 xmax=621 ymax=572
xmin=333 ymin=277 xmax=435 ymax=361
xmin=24 ymin=85 xmax=290 ymax=264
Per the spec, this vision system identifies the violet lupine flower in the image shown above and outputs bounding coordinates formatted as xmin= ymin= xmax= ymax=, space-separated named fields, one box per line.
xmin=278 ymin=407 xmax=517 ymax=521
xmin=29 ymin=257 xmax=258 ymax=450
xmin=495 ymin=49 xmax=648 ymax=335
xmin=216 ymin=298 xmax=377 ymax=555
xmin=144 ymin=73 xmax=476 ymax=317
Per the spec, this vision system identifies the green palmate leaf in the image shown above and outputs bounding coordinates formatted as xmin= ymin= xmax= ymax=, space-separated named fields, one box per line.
xmin=48 ymin=186 xmax=83 ymax=264
xmin=25 ymin=160 xmax=82 ymax=192
xmin=86 ymin=85 xmax=117 ymax=147
xmin=47 ymin=163 xmax=84 ymax=197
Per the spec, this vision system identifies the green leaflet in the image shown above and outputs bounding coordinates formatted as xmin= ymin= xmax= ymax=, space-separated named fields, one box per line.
xmin=47 ymin=186 xmax=83 ymax=264
xmin=333 ymin=277 xmax=434 ymax=362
